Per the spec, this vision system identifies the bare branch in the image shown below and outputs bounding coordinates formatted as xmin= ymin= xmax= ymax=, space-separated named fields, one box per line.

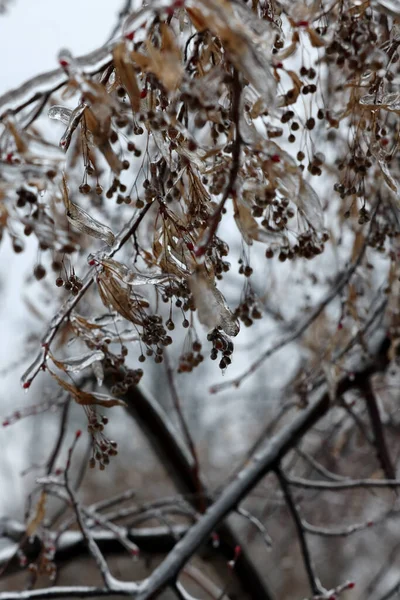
xmin=276 ymin=468 xmax=325 ymax=596
xmin=359 ymin=378 xmax=396 ymax=481
xmin=287 ymin=476 xmax=400 ymax=491
xmin=212 ymin=198 xmax=381 ymax=393
xmin=21 ymin=203 xmax=153 ymax=387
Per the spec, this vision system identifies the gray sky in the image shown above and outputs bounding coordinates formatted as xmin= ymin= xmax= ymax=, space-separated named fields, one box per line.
xmin=0 ymin=0 xmax=120 ymax=94
xmin=0 ymin=0 xmax=123 ymax=513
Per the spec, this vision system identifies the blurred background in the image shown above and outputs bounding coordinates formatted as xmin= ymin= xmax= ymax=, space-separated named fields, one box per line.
xmin=1 ymin=3 xmax=400 ymax=600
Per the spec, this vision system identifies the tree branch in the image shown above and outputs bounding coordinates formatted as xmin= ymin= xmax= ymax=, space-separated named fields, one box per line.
xmin=212 ymin=197 xmax=382 ymax=393
xmin=21 ymin=202 xmax=153 ymax=387
xmin=276 ymin=468 xmax=324 ymax=596
xmin=359 ymin=378 xmax=396 ymax=481
xmin=128 ymin=340 xmax=390 ymax=600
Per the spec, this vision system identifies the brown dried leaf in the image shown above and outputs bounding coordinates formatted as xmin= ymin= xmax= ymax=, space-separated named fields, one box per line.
xmin=113 ymin=42 xmax=140 ymax=113
xmin=306 ymin=27 xmax=325 ymax=48
xmin=234 ymin=202 xmax=259 ymax=245
xmin=49 ymin=368 xmax=126 ymax=408
xmin=49 ymin=350 xmax=105 ymax=374
xmin=145 ymin=39 xmax=183 ymax=91
xmin=278 ymin=70 xmax=302 ymax=107
xmin=27 ymin=492 xmax=46 ymax=537
xmin=97 ymin=270 xmax=148 ymax=325
xmin=7 ymin=119 xmax=28 ymax=154
xmin=186 ymin=1 xmax=276 ymax=104
xmin=296 ymin=179 xmax=324 ymax=231
xmin=276 ymin=32 xmax=300 ymax=60
xmin=62 ymin=175 xmax=115 ymax=246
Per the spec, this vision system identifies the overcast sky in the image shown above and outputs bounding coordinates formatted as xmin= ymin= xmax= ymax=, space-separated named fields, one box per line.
xmin=0 ymin=0 xmax=124 ymax=514
xmin=0 ymin=0 xmax=120 ymax=94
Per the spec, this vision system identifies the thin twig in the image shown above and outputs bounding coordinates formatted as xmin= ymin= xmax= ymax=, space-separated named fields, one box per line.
xmin=295 ymin=447 xmax=350 ymax=482
xmin=275 ymin=468 xmax=325 ymax=596
xmin=22 ymin=202 xmax=153 ymax=387
xmin=359 ymin=378 xmax=396 ymax=481
xmin=211 ymin=197 xmax=381 ymax=393
xmin=47 ymin=398 xmax=70 ymax=475
xmin=164 ymin=352 xmax=204 ymax=513
xmin=287 ymin=475 xmax=400 ymax=490
xmin=63 ymin=433 xmax=114 ymax=589
xmin=195 ymin=68 xmax=242 ymax=257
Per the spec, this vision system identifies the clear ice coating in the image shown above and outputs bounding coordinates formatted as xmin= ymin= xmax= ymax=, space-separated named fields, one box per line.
xmin=66 ymin=201 xmax=115 ymax=246
xmin=100 ymin=258 xmax=179 ymax=286
xmin=48 ymin=106 xmax=73 ymax=126
xmin=51 ymin=350 xmax=105 ymax=373
xmin=49 ymin=104 xmax=86 ymax=151
xmin=189 ymin=268 xmax=240 ymax=337
xmin=0 ymin=44 xmax=113 ymax=120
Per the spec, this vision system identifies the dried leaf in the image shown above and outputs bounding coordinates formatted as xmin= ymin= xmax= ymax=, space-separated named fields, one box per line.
xmin=113 ymin=42 xmax=140 ymax=113
xmin=100 ymin=258 xmax=179 ymax=286
xmin=360 ymin=92 xmax=400 ymax=112
xmin=27 ymin=492 xmax=46 ymax=537
xmin=276 ymin=32 xmax=300 ymax=60
xmin=49 ymin=368 xmax=126 ymax=408
xmin=49 ymin=350 xmax=105 ymax=373
xmin=296 ymin=179 xmax=324 ymax=231
xmin=186 ymin=0 xmax=276 ymax=105
xmin=234 ymin=202 xmax=259 ymax=245
xmin=189 ymin=267 xmax=239 ymax=336
xmin=6 ymin=119 xmax=28 ymax=154
xmin=62 ymin=175 xmax=115 ymax=246
xmin=97 ymin=270 xmax=149 ymax=325
xmin=278 ymin=70 xmax=302 ymax=107
xmin=307 ymin=27 xmax=325 ymax=48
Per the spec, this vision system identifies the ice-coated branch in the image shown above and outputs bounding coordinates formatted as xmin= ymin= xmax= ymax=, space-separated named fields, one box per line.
xmin=195 ymin=67 xmax=242 ymax=257
xmin=0 ymin=587 xmax=133 ymax=600
xmin=287 ymin=476 xmax=400 ymax=491
xmin=128 ymin=343 xmax=389 ymax=600
xmin=120 ymin=380 xmax=274 ymax=599
xmin=21 ymin=202 xmax=153 ymax=388
xmin=276 ymin=467 xmax=325 ymax=596
xmin=212 ymin=197 xmax=382 ymax=393
xmin=359 ymin=378 xmax=396 ymax=481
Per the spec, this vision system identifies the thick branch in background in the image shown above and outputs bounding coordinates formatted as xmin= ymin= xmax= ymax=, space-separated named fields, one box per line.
xmin=2 ymin=1 xmax=400 ymax=599
xmin=275 ymin=468 xmax=324 ymax=596
xmin=117 ymin=377 xmax=273 ymax=600
xmin=359 ymin=378 xmax=396 ymax=481
xmin=122 ymin=337 xmax=391 ymax=600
